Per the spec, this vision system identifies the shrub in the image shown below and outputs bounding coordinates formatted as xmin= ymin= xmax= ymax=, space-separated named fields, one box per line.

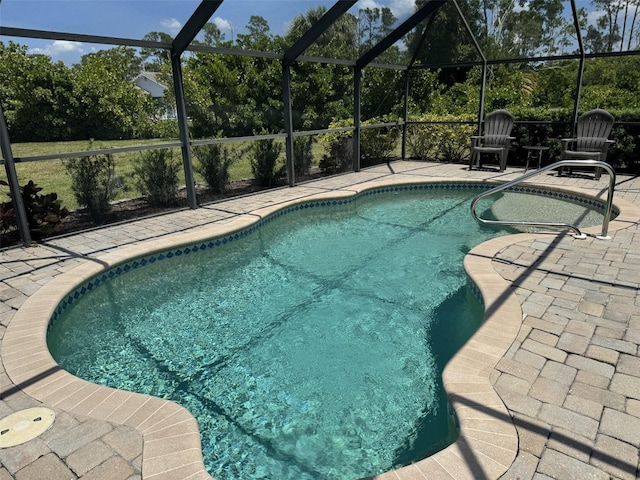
xmin=405 ymin=123 xmax=440 ymax=160
xmin=360 ymin=125 xmax=399 ymax=167
xmin=0 ymin=179 xmax=69 ymax=239
xmin=319 ymin=136 xmax=352 ymax=174
xmin=319 ymin=119 xmax=353 ymax=174
xmin=193 ymin=144 xmax=239 ymax=194
xmin=0 ymin=199 xmax=14 ymax=236
xmin=438 ymin=123 xmax=476 ymax=163
xmin=150 ymin=119 xmax=180 ymax=139
xmin=293 ymin=136 xmax=314 ymax=176
xmin=133 ymin=149 xmax=181 ymax=206
xmin=65 ymin=154 xmax=120 ymax=224
xmin=320 ymin=117 xmax=399 ymax=171
xmin=406 ymin=114 xmax=475 ymax=163
xmin=508 ymin=107 xmax=571 ymax=161
xmin=250 ymin=138 xmax=284 ymax=188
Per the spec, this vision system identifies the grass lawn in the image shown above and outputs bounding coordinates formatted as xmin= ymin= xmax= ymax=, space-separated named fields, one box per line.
xmin=1 ymin=138 xmax=300 ymax=210
xmin=2 ymin=132 xmax=398 ymax=210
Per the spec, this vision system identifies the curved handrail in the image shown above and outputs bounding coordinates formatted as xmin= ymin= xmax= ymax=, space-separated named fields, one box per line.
xmin=470 ymin=160 xmax=616 ymax=239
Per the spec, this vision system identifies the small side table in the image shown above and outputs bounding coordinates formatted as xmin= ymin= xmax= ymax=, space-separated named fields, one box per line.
xmin=524 ymin=146 xmax=550 ymax=171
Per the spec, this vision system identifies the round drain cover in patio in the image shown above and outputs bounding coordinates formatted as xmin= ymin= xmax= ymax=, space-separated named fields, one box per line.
xmin=0 ymin=407 xmax=55 ymax=448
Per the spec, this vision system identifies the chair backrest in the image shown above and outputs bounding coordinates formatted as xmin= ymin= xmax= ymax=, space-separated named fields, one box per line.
xmin=483 ymin=110 xmax=515 ymax=146
xmin=575 ymin=109 xmax=614 ymax=152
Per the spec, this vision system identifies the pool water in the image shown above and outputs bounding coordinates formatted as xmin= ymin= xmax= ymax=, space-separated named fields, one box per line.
xmin=488 ymin=189 xmax=610 ymax=228
xmin=47 ymin=188 xmax=606 ymax=480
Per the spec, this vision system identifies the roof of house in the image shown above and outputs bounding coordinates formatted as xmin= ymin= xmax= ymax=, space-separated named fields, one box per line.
xmin=134 ymin=72 xmax=167 ymax=98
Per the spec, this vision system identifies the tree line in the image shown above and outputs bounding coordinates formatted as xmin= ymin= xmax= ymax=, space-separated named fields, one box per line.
xmin=1 ymin=0 xmax=640 ymax=144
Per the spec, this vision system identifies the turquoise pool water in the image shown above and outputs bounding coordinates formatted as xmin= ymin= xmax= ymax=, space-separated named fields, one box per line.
xmin=47 ymin=186 xmax=607 ymax=480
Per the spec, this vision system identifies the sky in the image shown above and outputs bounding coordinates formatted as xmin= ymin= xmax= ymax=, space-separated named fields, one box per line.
xmin=0 ymin=0 xmax=418 ymax=65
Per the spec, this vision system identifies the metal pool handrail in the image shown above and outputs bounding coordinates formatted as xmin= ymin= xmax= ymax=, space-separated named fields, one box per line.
xmin=470 ymin=159 xmax=616 ymax=239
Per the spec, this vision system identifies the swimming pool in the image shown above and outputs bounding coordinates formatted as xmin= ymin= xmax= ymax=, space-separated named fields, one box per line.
xmin=46 ymin=184 xmax=610 ymax=480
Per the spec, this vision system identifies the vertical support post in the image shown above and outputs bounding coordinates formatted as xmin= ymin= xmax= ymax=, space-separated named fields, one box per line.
xmin=478 ymin=61 xmax=487 ymax=132
xmin=570 ymin=0 xmax=584 ymax=134
xmin=402 ymin=70 xmax=410 ymax=161
xmin=353 ymin=67 xmax=362 ymax=172
xmin=171 ymin=53 xmax=198 ymax=209
xmin=572 ymin=57 xmax=585 ymax=134
xmin=0 ymin=103 xmax=31 ymax=247
xmin=282 ymin=62 xmax=295 ymax=187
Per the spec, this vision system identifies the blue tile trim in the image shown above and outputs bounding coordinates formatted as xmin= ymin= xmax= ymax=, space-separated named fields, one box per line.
xmin=47 ymin=182 xmax=615 ymax=330
xmin=466 ymin=280 xmax=485 ymax=308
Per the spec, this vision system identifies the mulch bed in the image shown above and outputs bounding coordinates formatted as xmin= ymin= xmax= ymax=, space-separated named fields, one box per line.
xmin=60 ymin=179 xmax=264 ymax=234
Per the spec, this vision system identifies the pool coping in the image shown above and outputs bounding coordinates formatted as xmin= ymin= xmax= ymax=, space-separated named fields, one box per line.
xmin=3 ymin=176 xmax=638 ymax=480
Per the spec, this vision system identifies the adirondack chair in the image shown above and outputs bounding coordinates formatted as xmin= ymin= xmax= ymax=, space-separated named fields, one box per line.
xmin=469 ymin=110 xmax=515 ymax=172
xmin=559 ymin=109 xmax=615 ymax=180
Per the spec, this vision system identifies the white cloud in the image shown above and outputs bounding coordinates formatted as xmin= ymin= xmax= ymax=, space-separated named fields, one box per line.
xmin=30 ymin=40 xmax=84 ymax=60
xmin=160 ymin=18 xmax=182 ymax=36
xmin=356 ymin=0 xmax=417 ymax=21
xmin=514 ymin=0 xmax=529 ymax=12
xmin=389 ymin=0 xmax=416 ymax=19
xmin=213 ymin=16 xmax=233 ymax=33
xmin=357 ymin=0 xmax=383 ymax=12
xmin=587 ymin=9 xmax=602 ymax=25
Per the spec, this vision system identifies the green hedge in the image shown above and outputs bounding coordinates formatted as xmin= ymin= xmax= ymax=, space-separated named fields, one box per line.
xmin=509 ymin=107 xmax=640 ymax=172
xmin=325 ymin=107 xmax=638 ymax=172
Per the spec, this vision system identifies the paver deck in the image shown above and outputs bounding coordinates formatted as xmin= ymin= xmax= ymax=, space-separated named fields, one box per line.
xmin=1 ymin=161 xmax=639 ymax=479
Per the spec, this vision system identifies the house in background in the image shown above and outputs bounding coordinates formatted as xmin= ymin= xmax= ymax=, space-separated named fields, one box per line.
xmin=134 ymin=72 xmax=177 ymax=120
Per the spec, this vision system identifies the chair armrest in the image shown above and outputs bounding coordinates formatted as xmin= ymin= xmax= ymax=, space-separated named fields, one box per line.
xmin=561 ymin=138 xmax=576 ymax=149
xmin=601 ymin=140 xmax=615 ymax=161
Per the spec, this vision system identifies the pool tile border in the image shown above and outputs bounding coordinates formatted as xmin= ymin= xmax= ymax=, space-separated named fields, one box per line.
xmin=2 ymin=178 xmax=636 ymax=480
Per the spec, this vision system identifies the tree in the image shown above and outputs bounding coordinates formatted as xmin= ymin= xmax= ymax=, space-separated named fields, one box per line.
xmin=585 ymin=0 xmax=640 ymax=52
xmin=531 ymin=61 xmax=578 ymax=109
xmin=236 ymin=16 xmax=275 ymax=51
xmin=200 ymin=23 xmax=226 ymax=47
xmin=0 ymin=41 xmax=77 ymax=141
xmin=474 ymin=0 xmax=569 ymax=58
xmin=358 ymin=7 xmax=397 ymax=53
xmin=290 ymin=62 xmax=352 ymax=130
xmin=625 ymin=0 xmax=640 ymax=50
xmin=581 ymin=56 xmax=640 ymax=109
xmin=183 ymin=16 xmax=287 ymax=138
xmin=140 ymin=31 xmax=173 ymax=71
xmin=182 ymin=51 xmax=240 ymax=137
xmin=361 ymin=68 xmax=405 ymax=119
xmin=286 ymin=6 xmax=358 ymax=59
xmin=71 ymin=46 xmax=157 ymax=139
xmin=591 ymin=0 xmax=623 ymax=51
xmin=405 ymin=0 xmax=482 ymax=89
